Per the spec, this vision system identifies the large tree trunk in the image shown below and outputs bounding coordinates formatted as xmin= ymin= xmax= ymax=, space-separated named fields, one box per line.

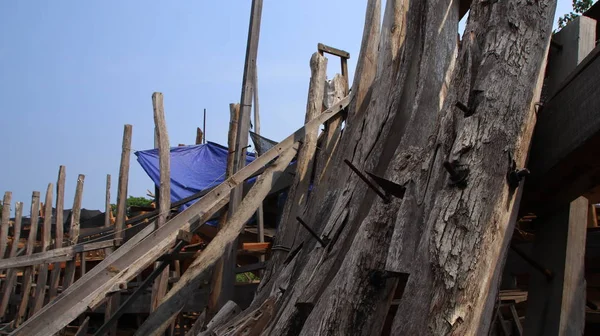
xmin=216 ymin=0 xmax=556 ymax=335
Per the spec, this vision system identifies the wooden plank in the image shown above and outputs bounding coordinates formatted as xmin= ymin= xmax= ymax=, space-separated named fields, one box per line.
xmin=524 ymin=197 xmax=588 ymax=335
xmin=317 ymin=43 xmax=350 ymax=59
xmin=523 ymin=44 xmax=600 ymax=214
xmin=115 ymin=124 xmax=132 ymax=242
xmin=0 ymin=239 xmax=115 ymax=270
xmin=48 ymin=166 xmax=66 ymax=301
xmin=253 ymin=68 xmax=266 ymax=267
xmin=196 ymin=127 xmax=203 ymax=145
xmin=151 ymin=92 xmax=171 ymax=314
xmin=0 ymin=202 xmax=22 ymax=319
xmin=62 ymin=174 xmax=85 ymax=290
xmin=31 ymin=183 xmax=53 ymax=315
xmin=589 ymin=203 xmax=599 ymax=228
xmin=14 ymin=191 xmax=41 ymax=327
xmin=12 ymin=96 xmax=348 ymax=336
xmin=133 ymin=145 xmax=298 ymax=336
xmin=0 ymin=192 xmax=11 ymax=259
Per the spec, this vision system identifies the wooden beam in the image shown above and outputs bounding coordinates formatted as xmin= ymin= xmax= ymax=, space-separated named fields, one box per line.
xmin=0 ymin=201 xmax=22 ymax=319
xmin=15 ymin=191 xmax=40 ymax=327
xmin=523 ymin=26 xmax=600 ymax=214
xmin=0 ymin=192 xmax=11 ymax=259
xmin=0 ymin=239 xmax=116 ymax=270
xmin=253 ymin=68 xmax=266 ymax=267
xmin=31 ymin=183 xmax=53 ymax=315
xmin=48 ymin=166 xmax=66 ymax=301
xmin=62 ymin=174 xmax=85 ymax=290
xmin=115 ymin=124 xmax=132 ymax=242
xmin=12 ymin=95 xmax=349 ymax=336
xmin=317 ymin=43 xmax=350 ymax=59
xmin=151 ymin=92 xmax=171 ymax=314
xmin=133 ymin=144 xmax=298 ymax=336
xmin=524 ymin=197 xmax=588 ymax=335
xmin=196 ymin=127 xmax=204 ymax=145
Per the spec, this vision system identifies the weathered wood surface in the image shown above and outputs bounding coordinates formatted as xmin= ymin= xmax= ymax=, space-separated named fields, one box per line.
xmin=115 ymin=124 xmax=132 ymax=242
xmin=12 ymin=96 xmax=348 ymax=336
xmin=524 ymin=197 xmax=588 ymax=335
xmin=0 ymin=192 xmax=11 ymax=259
xmin=31 ymin=183 xmax=53 ymax=315
xmin=203 ymin=301 xmax=240 ymax=335
xmin=209 ymin=103 xmax=240 ymax=313
xmin=133 ymin=144 xmax=298 ymax=336
xmin=48 ymin=166 xmax=66 ymax=301
xmin=0 ymin=239 xmax=115 ymax=270
xmin=63 ymin=174 xmax=85 ymax=290
xmin=0 ymin=201 xmax=22 ymax=319
xmin=523 ymin=25 xmax=600 ymax=214
xmin=268 ymin=52 xmax=327 ymax=276
xmin=15 ymin=191 xmax=40 ymax=327
xmin=150 ymin=92 xmax=171 ymax=314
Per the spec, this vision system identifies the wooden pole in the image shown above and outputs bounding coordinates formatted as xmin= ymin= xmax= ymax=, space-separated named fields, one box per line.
xmin=31 ymin=183 xmax=54 ymax=315
xmin=62 ymin=175 xmax=85 ymax=290
xmin=196 ymin=128 xmax=204 ymax=145
xmin=208 ymin=103 xmax=239 ymax=313
xmin=0 ymin=192 xmax=11 ymax=259
xmin=15 ymin=191 xmax=41 ymax=327
xmin=253 ymin=68 xmax=266 ymax=263
xmin=0 ymin=201 xmax=22 ymax=319
xmin=226 ymin=0 xmax=263 ymax=309
xmin=151 ymin=92 xmax=172 ymax=314
xmin=115 ymin=124 xmax=132 ymax=243
xmin=48 ymin=166 xmax=67 ymax=301
xmin=203 ymin=109 xmax=207 ymax=144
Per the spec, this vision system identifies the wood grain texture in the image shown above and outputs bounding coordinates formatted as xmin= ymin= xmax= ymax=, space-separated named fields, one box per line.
xmin=0 ymin=201 xmax=22 ymax=319
xmin=115 ymin=124 xmax=132 ymax=241
xmin=15 ymin=191 xmax=41 ymax=327
xmin=48 ymin=166 xmax=66 ymax=301
xmin=31 ymin=183 xmax=53 ymax=315
xmin=0 ymin=192 xmax=11 ymax=259
xmin=62 ymin=174 xmax=85 ymax=291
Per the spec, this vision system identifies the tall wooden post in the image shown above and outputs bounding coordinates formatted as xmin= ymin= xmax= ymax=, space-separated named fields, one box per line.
xmin=224 ymin=0 xmax=263 ymax=309
xmin=48 ymin=166 xmax=66 ymax=301
xmin=15 ymin=191 xmax=40 ymax=327
xmin=0 ymin=201 xmax=22 ymax=319
xmin=524 ymin=197 xmax=588 ymax=335
xmin=0 ymin=192 xmax=11 ymax=259
xmin=62 ymin=174 xmax=85 ymax=290
xmin=31 ymin=183 xmax=53 ymax=315
xmin=115 ymin=124 xmax=132 ymax=243
xmin=151 ymin=92 xmax=172 ymax=314
xmin=253 ymin=67 xmax=266 ymax=262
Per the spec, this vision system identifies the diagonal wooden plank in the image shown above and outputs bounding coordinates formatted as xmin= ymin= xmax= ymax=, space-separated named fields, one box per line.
xmin=12 ymin=95 xmax=348 ymax=336
xmin=62 ymin=174 xmax=85 ymax=290
xmin=134 ymin=144 xmax=298 ymax=336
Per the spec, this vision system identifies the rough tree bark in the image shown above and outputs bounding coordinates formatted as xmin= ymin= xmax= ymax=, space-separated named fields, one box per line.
xmin=219 ymin=0 xmax=556 ymax=335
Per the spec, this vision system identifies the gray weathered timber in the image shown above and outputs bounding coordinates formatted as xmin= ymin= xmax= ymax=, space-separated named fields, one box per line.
xmin=0 ymin=192 xmax=11 ymax=259
xmin=62 ymin=174 xmax=85 ymax=290
xmin=523 ymin=197 xmax=588 ymax=335
xmin=248 ymin=0 xmax=381 ymax=328
xmin=12 ymin=97 xmax=348 ymax=336
xmin=385 ymin=0 xmax=555 ymax=334
xmin=269 ymin=52 xmax=327 ymax=274
xmin=133 ymin=145 xmax=298 ymax=336
xmin=48 ymin=166 xmax=66 ymax=301
xmin=15 ymin=191 xmax=41 ymax=327
xmin=208 ymin=103 xmax=240 ymax=313
xmin=115 ymin=124 xmax=132 ymax=242
xmin=31 ymin=183 xmax=54 ymax=315
xmin=289 ymin=0 xmax=459 ymax=334
xmin=0 ymin=202 xmax=22 ymax=319
xmin=150 ymin=92 xmax=171 ymax=314
xmin=0 ymin=240 xmax=115 ymax=270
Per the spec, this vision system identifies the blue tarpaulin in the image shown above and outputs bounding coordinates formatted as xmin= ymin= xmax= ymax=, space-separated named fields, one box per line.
xmin=135 ymin=142 xmax=255 ymax=211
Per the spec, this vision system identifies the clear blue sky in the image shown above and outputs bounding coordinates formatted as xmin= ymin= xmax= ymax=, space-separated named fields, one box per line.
xmin=0 ymin=1 xmax=575 ymax=214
